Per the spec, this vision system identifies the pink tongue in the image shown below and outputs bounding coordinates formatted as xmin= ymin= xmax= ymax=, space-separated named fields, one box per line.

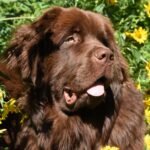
xmin=87 ymin=85 xmax=104 ymax=97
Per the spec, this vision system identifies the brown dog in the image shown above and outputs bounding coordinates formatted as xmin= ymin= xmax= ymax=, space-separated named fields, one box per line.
xmin=0 ymin=7 xmax=144 ymax=150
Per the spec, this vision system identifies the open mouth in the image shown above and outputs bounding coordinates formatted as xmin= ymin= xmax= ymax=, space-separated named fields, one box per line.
xmin=63 ymin=77 xmax=106 ymax=107
xmin=87 ymin=77 xmax=106 ymax=97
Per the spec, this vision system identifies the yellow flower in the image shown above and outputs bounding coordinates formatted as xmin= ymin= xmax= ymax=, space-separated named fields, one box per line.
xmin=3 ymin=98 xmax=19 ymax=113
xmin=107 ymin=0 xmax=118 ymax=5
xmin=0 ymin=90 xmax=3 ymax=99
xmin=0 ymin=88 xmax=6 ymax=100
xmin=144 ymin=95 xmax=150 ymax=107
xmin=20 ymin=114 xmax=28 ymax=124
xmin=125 ymin=27 xmax=148 ymax=44
xmin=101 ymin=146 xmax=119 ymax=150
xmin=145 ymin=134 xmax=150 ymax=149
xmin=145 ymin=107 xmax=150 ymax=124
xmin=144 ymin=2 xmax=150 ymax=17
xmin=0 ymin=98 xmax=19 ymax=122
xmin=136 ymin=83 xmax=141 ymax=91
xmin=146 ymin=61 xmax=150 ymax=78
xmin=0 ymin=128 xmax=6 ymax=134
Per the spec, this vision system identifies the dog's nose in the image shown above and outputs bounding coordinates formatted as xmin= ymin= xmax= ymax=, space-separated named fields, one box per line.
xmin=95 ymin=49 xmax=114 ymax=63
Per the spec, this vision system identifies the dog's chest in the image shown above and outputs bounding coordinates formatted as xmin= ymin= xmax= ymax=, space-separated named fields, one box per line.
xmin=16 ymin=107 xmax=106 ymax=150
xmin=36 ymin=117 xmax=101 ymax=150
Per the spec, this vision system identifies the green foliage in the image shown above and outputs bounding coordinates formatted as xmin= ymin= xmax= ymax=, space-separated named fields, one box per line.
xmin=0 ymin=0 xmax=150 ymax=149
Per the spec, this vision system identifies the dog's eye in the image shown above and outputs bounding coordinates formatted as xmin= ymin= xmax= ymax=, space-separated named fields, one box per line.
xmin=65 ymin=35 xmax=75 ymax=43
xmin=61 ymin=33 xmax=80 ymax=49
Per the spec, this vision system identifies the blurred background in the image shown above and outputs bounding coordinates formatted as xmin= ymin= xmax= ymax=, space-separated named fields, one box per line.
xmin=0 ymin=0 xmax=150 ymax=149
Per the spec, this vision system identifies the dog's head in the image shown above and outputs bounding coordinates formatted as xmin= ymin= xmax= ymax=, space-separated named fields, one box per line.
xmin=6 ymin=7 xmax=128 ymax=113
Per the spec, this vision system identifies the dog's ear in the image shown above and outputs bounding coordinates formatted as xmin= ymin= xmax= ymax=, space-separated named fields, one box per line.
xmin=103 ymin=20 xmax=130 ymax=98
xmin=110 ymin=41 xmax=129 ymax=83
xmin=0 ymin=63 xmax=26 ymax=98
xmin=5 ymin=7 xmax=62 ymax=86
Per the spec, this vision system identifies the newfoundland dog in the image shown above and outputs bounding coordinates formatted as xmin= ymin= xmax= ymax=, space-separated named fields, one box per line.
xmin=0 ymin=7 xmax=144 ymax=150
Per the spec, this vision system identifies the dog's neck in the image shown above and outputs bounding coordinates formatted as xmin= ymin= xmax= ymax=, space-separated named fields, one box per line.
xmin=19 ymin=87 xmax=118 ymax=150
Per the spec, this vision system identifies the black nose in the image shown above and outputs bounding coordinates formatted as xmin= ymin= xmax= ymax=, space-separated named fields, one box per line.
xmin=95 ymin=49 xmax=114 ymax=62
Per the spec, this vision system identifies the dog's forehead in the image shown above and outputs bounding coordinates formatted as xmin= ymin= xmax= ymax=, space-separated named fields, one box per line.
xmin=56 ymin=8 xmax=107 ymax=31
xmin=51 ymin=7 xmax=110 ymax=43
